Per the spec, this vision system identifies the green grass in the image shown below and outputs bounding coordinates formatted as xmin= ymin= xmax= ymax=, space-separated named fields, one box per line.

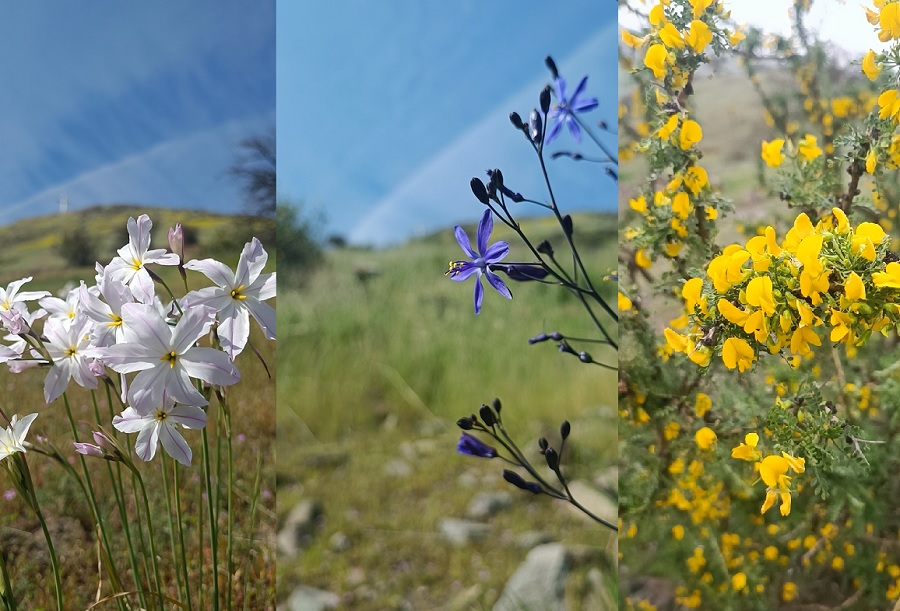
xmin=0 ymin=205 xmax=276 ymax=609
xmin=276 ymin=213 xmax=618 ymax=608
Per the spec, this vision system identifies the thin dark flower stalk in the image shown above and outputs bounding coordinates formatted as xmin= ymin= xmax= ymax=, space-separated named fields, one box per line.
xmin=91 ymin=389 xmax=144 ymax=609
xmin=572 ymin=114 xmax=618 ymax=165
xmin=0 ymin=542 xmax=16 ymax=611
xmin=201 ymin=426 xmax=220 ymax=611
xmin=172 ymin=458 xmax=193 ymax=611
xmin=160 ymin=455 xmax=186 ymax=604
xmin=128 ymin=464 xmax=164 ymax=611
xmin=61 ymin=392 xmax=125 ymax=594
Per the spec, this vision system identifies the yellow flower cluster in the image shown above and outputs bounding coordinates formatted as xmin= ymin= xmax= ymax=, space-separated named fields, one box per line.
xmin=732 ymin=432 xmax=805 ymax=516
xmin=666 ymin=208 xmax=899 ymax=371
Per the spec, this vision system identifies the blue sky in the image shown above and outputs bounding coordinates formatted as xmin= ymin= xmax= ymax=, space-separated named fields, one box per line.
xmin=278 ymin=0 xmax=617 ymax=247
xmin=0 ymin=2 xmax=274 ymax=225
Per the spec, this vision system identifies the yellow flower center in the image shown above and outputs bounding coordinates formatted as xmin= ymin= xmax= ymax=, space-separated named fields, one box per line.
xmin=230 ymin=285 xmax=247 ymax=301
xmin=161 ymin=351 xmax=177 ymax=368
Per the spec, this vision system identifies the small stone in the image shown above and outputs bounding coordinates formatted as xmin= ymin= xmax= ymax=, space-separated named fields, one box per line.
xmin=493 ymin=543 xmax=567 ymax=611
xmin=466 ymin=491 xmax=512 ymax=520
xmin=329 ymin=531 xmax=350 ymax=552
xmin=282 ymin=585 xmax=340 ymax=611
xmin=384 ymin=459 xmax=413 ymax=477
xmin=277 ymin=500 xmax=324 ymax=558
xmin=515 ymin=531 xmax=553 ymax=550
xmin=439 ymin=518 xmax=490 ymax=547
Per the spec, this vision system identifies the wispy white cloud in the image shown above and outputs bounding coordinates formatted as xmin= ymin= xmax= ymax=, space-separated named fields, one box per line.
xmin=347 ymin=22 xmax=618 ymax=247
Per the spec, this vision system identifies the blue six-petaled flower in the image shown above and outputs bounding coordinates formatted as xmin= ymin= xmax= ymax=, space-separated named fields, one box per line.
xmin=546 ymin=75 xmax=598 ymax=145
xmin=446 ymin=209 xmax=512 ymax=315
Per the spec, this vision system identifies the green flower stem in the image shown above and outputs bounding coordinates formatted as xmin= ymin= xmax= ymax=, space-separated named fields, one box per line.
xmin=201 ymin=426 xmax=220 ymax=611
xmin=60 ymin=392 xmax=125 ymax=595
xmin=0 ymin=539 xmax=16 ymax=611
xmin=91 ymin=390 xmax=144 ymax=611
xmin=160 ymin=456 xmax=185 ymax=604
xmin=129 ymin=472 xmax=153 ymax=607
xmin=173 ymin=459 xmax=194 ymax=611
xmin=130 ymin=466 xmax=165 ymax=611
xmin=216 ymin=394 xmax=235 ymax=611
xmin=32 ymin=502 xmax=63 ymax=611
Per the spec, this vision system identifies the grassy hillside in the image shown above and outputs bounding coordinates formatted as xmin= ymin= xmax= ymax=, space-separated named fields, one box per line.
xmin=276 ymin=212 xmax=618 ymax=608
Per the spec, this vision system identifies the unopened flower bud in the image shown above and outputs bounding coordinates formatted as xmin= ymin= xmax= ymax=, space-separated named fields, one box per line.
xmin=492 ymin=398 xmax=502 ymax=413
xmin=479 ymin=404 xmax=496 ymax=426
xmin=503 ymin=469 xmax=542 ymax=494
xmin=92 ymin=431 xmax=116 ymax=453
xmin=560 ymin=420 xmax=571 ymax=440
xmin=470 ymin=178 xmax=490 ymax=205
xmin=73 ymin=442 xmax=104 ymax=458
xmin=509 ymin=112 xmax=525 ymax=131
xmin=562 ymin=214 xmax=574 ymax=238
xmin=537 ymin=240 xmax=554 ymax=256
xmin=456 ymin=417 xmax=475 ymax=431
xmin=545 ymin=55 xmax=559 ymax=79
xmin=538 ymin=437 xmax=549 ymax=452
xmin=545 ymin=447 xmax=559 ymax=470
xmin=528 ymin=333 xmax=549 ymax=344
xmin=529 ymin=109 xmax=543 ymax=143
xmin=578 ymin=351 xmax=593 ymax=364
xmin=490 ymin=168 xmax=504 ymax=191
xmin=168 ymin=223 xmax=184 ymax=259
xmin=540 ymin=86 xmax=552 ymax=114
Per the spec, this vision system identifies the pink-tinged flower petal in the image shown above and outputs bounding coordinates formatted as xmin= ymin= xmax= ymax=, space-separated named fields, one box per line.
xmin=244 ymin=298 xmax=276 ymax=341
xmin=180 ymin=347 xmax=240 ymax=388
xmin=159 ymin=423 xmax=192 ymax=466
xmin=217 ymin=306 xmax=250 ymax=359
xmin=168 ymin=405 xmax=208 ymax=429
xmin=252 ymin=272 xmax=276 ymax=301
xmin=181 ymin=287 xmax=231 ymax=312
xmin=142 ymin=248 xmax=180 ymax=266
xmin=99 ymin=343 xmax=164 ymax=374
xmin=183 ymin=259 xmax=235 ymax=289
xmin=235 ymin=237 xmax=268 ymax=288
xmin=134 ymin=424 xmax=160 ymax=462
xmin=171 ymin=306 xmax=216 ymax=354
xmin=111 ymin=407 xmax=147 ymax=433
xmin=44 ymin=363 xmax=71 ymax=403
xmin=120 ymin=303 xmax=172 ymax=352
xmin=130 ymin=269 xmax=157 ymax=304
xmin=128 ymin=215 xmax=153 ymax=257
xmin=73 ymin=442 xmax=103 ymax=458
xmin=70 ymin=358 xmax=99 ymax=391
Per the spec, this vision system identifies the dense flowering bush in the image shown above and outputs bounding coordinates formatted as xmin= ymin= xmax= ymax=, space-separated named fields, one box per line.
xmin=619 ymin=0 xmax=900 ymax=608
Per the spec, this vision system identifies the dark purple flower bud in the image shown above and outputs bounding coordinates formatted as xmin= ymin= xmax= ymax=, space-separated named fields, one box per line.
xmin=538 ymin=437 xmax=549 ymax=452
xmin=470 ymin=178 xmax=490 ymax=205
xmin=456 ymin=433 xmax=497 ymax=459
xmin=545 ymin=56 xmax=559 ymax=80
xmin=479 ymin=404 xmax=496 ymax=427
xmin=537 ymin=240 xmax=554 ymax=256
xmin=562 ymin=214 xmax=574 ymax=238
xmin=492 ymin=398 xmax=502 ymax=413
xmin=490 ymin=168 xmax=504 ymax=191
xmin=549 ymin=332 xmax=563 ymax=341
xmin=457 ymin=417 xmax=475 ymax=431
xmin=493 ymin=264 xmax=550 ymax=282
xmin=528 ymin=333 xmax=549 ymax=344
xmin=504 ymin=469 xmax=542 ymax=494
xmin=560 ymin=420 xmax=571 ymax=441
xmin=545 ymin=447 xmax=559 ymax=470
xmin=540 ymin=86 xmax=552 ymax=114
xmin=558 ymin=340 xmax=577 ymax=355
xmin=605 ymin=167 xmax=618 ymax=181
xmin=509 ymin=112 xmax=525 ymax=130
xmin=529 ymin=109 xmax=542 ymax=143
xmin=578 ymin=351 xmax=593 ymax=364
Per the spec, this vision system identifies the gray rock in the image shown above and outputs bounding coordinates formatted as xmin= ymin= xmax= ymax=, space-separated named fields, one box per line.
xmin=277 ymin=500 xmax=324 ymax=558
xmin=384 ymin=459 xmax=413 ymax=477
xmin=281 ymin=585 xmax=340 ymax=611
xmin=493 ymin=543 xmax=568 ymax=611
xmin=563 ymin=480 xmax=617 ymax=525
xmin=328 ymin=531 xmax=350 ymax=552
xmin=515 ymin=530 xmax=553 ymax=550
xmin=439 ymin=518 xmax=490 ymax=547
xmin=466 ymin=491 xmax=512 ymax=520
